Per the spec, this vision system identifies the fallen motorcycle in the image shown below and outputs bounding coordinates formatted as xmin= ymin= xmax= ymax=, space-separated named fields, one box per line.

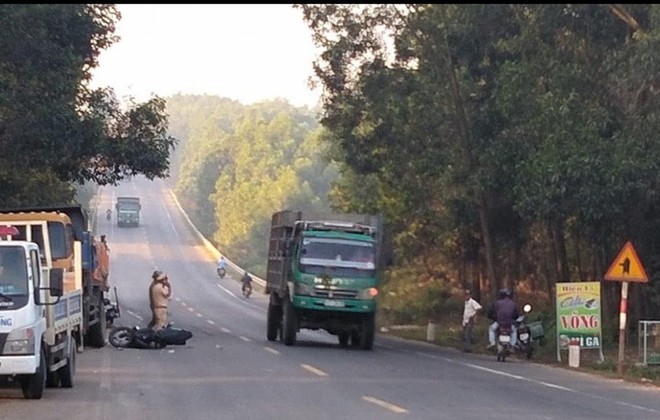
xmin=108 ymin=323 xmax=193 ymax=349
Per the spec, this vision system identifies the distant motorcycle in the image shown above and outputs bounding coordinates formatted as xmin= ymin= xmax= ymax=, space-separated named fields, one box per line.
xmin=216 ymin=267 xmax=226 ymax=279
xmin=106 ymin=209 xmax=112 ymax=221
xmin=242 ymin=282 xmax=252 ymax=298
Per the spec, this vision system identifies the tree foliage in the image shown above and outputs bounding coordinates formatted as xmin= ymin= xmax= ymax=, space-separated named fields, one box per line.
xmin=0 ymin=4 xmax=177 ymax=206
xmin=169 ymin=96 xmax=335 ymax=275
xmin=298 ymin=4 xmax=660 ymax=325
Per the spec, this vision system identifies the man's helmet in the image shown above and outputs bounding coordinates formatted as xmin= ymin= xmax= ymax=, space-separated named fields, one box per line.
xmin=498 ymin=288 xmax=511 ymax=299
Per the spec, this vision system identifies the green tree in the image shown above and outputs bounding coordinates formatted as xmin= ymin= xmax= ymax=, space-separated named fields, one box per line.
xmin=0 ymin=4 xmax=177 ymax=206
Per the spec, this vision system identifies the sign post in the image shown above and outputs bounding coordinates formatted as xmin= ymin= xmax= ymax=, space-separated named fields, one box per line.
xmin=603 ymin=241 xmax=649 ymax=377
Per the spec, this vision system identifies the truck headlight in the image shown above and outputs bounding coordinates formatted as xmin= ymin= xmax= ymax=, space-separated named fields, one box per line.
xmin=294 ymin=282 xmax=314 ymax=296
xmin=356 ymin=287 xmax=379 ymax=300
xmin=3 ymin=327 xmax=35 ymax=355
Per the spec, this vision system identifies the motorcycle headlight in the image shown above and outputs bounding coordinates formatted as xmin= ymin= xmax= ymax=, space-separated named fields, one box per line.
xmin=2 ymin=327 xmax=35 ymax=355
xmin=356 ymin=287 xmax=379 ymax=300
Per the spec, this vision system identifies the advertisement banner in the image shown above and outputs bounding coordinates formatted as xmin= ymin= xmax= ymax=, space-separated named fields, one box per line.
xmin=556 ymin=282 xmax=602 ymax=350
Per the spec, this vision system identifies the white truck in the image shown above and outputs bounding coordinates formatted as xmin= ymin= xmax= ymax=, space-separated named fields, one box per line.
xmin=0 ymin=224 xmax=82 ymax=399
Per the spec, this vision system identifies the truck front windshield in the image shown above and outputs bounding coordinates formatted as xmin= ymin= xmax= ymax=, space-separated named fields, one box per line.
xmin=0 ymin=246 xmax=29 ymax=295
xmin=299 ymin=238 xmax=375 ymax=277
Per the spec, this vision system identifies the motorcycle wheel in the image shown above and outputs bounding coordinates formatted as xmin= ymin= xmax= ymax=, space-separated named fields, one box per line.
xmin=108 ymin=326 xmax=134 ymax=348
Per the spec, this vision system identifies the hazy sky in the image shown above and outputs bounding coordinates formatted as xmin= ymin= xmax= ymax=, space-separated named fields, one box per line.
xmin=90 ymin=4 xmax=321 ymax=108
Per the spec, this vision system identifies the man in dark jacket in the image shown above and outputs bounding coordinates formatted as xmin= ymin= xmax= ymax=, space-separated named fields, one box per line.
xmin=487 ymin=288 xmax=520 ymax=349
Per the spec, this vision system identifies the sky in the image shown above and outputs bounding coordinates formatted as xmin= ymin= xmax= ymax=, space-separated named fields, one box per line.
xmin=89 ymin=4 xmax=322 ymax=108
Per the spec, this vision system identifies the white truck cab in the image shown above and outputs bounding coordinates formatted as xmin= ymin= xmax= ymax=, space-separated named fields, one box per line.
xmin=0 ymin=224 xmax=81 ymax=399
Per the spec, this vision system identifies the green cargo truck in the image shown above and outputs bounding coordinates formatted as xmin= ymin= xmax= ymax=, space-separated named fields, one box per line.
xmin=115 ymin=197 xmax=141 ymax=227
xmin=265 ymin=210 xmax=382 ymax=350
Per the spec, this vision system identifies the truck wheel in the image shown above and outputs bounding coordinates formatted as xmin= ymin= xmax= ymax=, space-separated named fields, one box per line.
xmin=338 ymin=332 xmax=349 ymax=347
xmin=87 ymin=294 xmax=107 ymax=348
xmin=359 ymin=313 xmax=376 ymax=350
xmin=59 ymin=336 xmax=76 ymax=388
xmin=267 ymin=301 xmax=281 ymax=341
xmin=21 ymin=347 xmax=46 ymax=399
xmin=350 ymin=331 xmax=361 ymax=347
xmin=282 ymin=298 xmax=297 ymax=346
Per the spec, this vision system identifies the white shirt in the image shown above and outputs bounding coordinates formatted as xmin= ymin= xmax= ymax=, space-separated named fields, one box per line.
xmin=463 ymin=297 xmax=482 ymax=326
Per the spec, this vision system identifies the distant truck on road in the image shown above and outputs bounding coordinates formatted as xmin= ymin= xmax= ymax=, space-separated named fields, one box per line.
xmin=265 ymin=210 xmax=383 ymax=350
xmin=115 ymin=196 xmax=141 ymax=227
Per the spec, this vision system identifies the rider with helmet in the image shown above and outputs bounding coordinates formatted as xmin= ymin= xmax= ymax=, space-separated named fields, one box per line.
xmin=487 ymin=288 xmax=520 ymax=349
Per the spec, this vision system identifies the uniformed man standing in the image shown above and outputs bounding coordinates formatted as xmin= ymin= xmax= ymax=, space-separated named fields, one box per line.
xmin=149 ymin=270 xmax=172 ymax=330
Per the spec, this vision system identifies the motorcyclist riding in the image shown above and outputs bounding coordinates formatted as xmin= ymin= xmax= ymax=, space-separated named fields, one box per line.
xmin=106 ymin=208 xmax=112 ymax=220
xmin=217 ymin=256 xmax=227 ymax=271
xmin=240 ymin=270 xmax=253 ymax=294
xmin=487 ymin=288 xmax=520 ymax=349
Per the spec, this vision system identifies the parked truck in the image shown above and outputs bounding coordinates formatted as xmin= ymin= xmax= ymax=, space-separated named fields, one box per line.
xmin=0 ymin=206 xmax=109 ymax=350
xmin=265 ymin=210 xmax=382 ymax=350
xmin=115 ymin=196 xmax=141 ymax=227
xmin=0 ymin=224 xmax=81 ymax=399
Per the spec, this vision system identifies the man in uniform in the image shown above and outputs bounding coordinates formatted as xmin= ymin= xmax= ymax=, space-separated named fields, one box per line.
xmin=149 ymin=270 xmax=172 ymax=330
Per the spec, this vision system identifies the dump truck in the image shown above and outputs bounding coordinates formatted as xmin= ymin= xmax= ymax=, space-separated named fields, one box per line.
xmin=115 ymin=196 xmax=141 ymax=227
xmin=0 ymin=224 xmax=81 ymax=399
xmin=265 ymin=210 xmax=382 ymax=350
xmin=0 ymin=206 xmax=109 ymax=349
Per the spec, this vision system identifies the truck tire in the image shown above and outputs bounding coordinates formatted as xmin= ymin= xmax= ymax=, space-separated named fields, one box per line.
xmin=359 ymin=313 xmax=376 ymax=350
xmin=87 ymin=294 xmax=107 ymax=348
xmin=267 ymin=301 xmax=281 ymax=341
xmin=282 ymin=298 xmax=297 ymax=346
xmin=59 ymin=336 xmax=76 ymax=388
xmin=21 ymin=347 xmax=46 ymax=399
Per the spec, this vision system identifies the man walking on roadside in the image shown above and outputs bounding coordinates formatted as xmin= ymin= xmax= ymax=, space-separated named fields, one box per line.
xmin=462 ymin=289 xmax=482 ymax=352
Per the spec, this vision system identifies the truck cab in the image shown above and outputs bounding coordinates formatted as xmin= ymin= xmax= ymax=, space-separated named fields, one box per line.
xmin=115 ymin=196 xmax=141 ymax=227
xmin=0 ymin=225 xmax=74 ymax=399
xmin=266 ymin=211 xmax=382 ymax=350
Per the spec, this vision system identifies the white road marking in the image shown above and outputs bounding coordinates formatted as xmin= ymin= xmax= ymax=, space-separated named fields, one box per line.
xmin=207 ymin=319 xmax=215 ymax=325
xmin=221 ymin=327 xmax=231 ymax=333
xmin=263 ymin=346 xmax=280 ymax=355
xmin=301 ymin=364 xmax=328 ymax=377
xmin=196 ymin=313 xmax=202 ymax=318
xmin=362 ymin=396 xmax=408 ymax=414
xmin=429 ymin=355 xmax=660 ymax=414
xmin=126 ymin=309 xmax=143 ymax=321
xmin=239 ymin=336 xmax=252 ymax=342
xmin=181 ymin=301 xmax=187 ymax=306
xmin=187 ymin=307 xmax=194 ymax=312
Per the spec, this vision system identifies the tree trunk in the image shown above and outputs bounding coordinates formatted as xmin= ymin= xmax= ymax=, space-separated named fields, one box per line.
xmin=478 ymin=196 xmax=498 ymax=299
xmin=550 ymin=219 xmax=570 ymax=283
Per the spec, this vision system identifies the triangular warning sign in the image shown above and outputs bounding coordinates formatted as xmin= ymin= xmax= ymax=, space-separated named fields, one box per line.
xmin=604 ymin=241 xmax=648 ymax=282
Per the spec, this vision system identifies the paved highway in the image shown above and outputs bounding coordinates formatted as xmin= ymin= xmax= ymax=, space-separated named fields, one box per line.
xmin=0 ymin=176 xmax=659 ymax=420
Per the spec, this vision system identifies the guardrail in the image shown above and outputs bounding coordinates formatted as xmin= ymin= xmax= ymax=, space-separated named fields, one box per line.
xmin=638 ymin=320 xmax=660 ymax=365
xmin=168 ymin=189 xmax=267 ymax=288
